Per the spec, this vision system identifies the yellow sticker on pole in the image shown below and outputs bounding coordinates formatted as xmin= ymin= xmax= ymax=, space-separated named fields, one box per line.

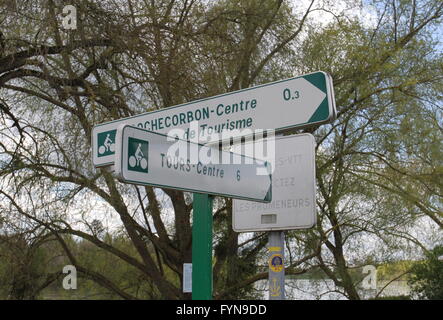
xmin=269 ymin=253 xmax=284 ymax=272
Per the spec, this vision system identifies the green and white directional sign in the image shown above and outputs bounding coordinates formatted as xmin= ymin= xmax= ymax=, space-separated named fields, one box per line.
xmin=114 ymin=125 xmax=272 ymax=202
xmin=93 ymin=71 xmax=336 ymax=167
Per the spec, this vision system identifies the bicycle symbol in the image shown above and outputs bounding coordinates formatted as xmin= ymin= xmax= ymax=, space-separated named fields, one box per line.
xmin=129 ymin=143 xmax=148 ymax=170
xmin=98 ymin=133 xmax=115 ymax=155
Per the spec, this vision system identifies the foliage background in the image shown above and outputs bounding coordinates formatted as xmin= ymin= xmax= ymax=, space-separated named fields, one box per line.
xmin=0 ymin=0 xmax=441 ymax=299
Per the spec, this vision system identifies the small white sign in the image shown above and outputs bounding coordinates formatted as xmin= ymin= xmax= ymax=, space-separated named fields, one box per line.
xmin=183 ymin=263 xmax=192 ymax=293
xmin=233 ymin=134 xmax=316 ymax=232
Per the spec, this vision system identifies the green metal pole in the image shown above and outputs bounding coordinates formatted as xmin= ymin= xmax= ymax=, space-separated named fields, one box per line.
xmin=192 ymin=193 xmax=213 ymax=300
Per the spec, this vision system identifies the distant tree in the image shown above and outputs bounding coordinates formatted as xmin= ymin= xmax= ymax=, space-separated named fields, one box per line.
xmin=0 ymin=231 xmax=63 ymax=299
xmin=408 ymin=246 xmax=443 ymax=300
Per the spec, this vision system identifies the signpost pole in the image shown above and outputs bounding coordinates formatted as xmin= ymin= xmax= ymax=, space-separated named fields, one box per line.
xmin=192 ymin=193 xmax=213 ymax=300
xmin=269 ymin=132 xmax=285 ymax=300
xmin=268 ymin=231 xmax=285 ymax=300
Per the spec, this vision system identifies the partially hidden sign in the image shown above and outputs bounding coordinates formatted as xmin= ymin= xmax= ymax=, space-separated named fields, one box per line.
xmin=233 ymin=134 xmax=316 ymax=231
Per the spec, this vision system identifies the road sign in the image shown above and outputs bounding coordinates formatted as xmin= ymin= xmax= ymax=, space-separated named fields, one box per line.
xmin=93 ymin=71 xmax=335 ymax=167
xmin=233 ymin=134 xmax=316 ymax=232
xmin=114 ymin=125 xmax=272 ymax=202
